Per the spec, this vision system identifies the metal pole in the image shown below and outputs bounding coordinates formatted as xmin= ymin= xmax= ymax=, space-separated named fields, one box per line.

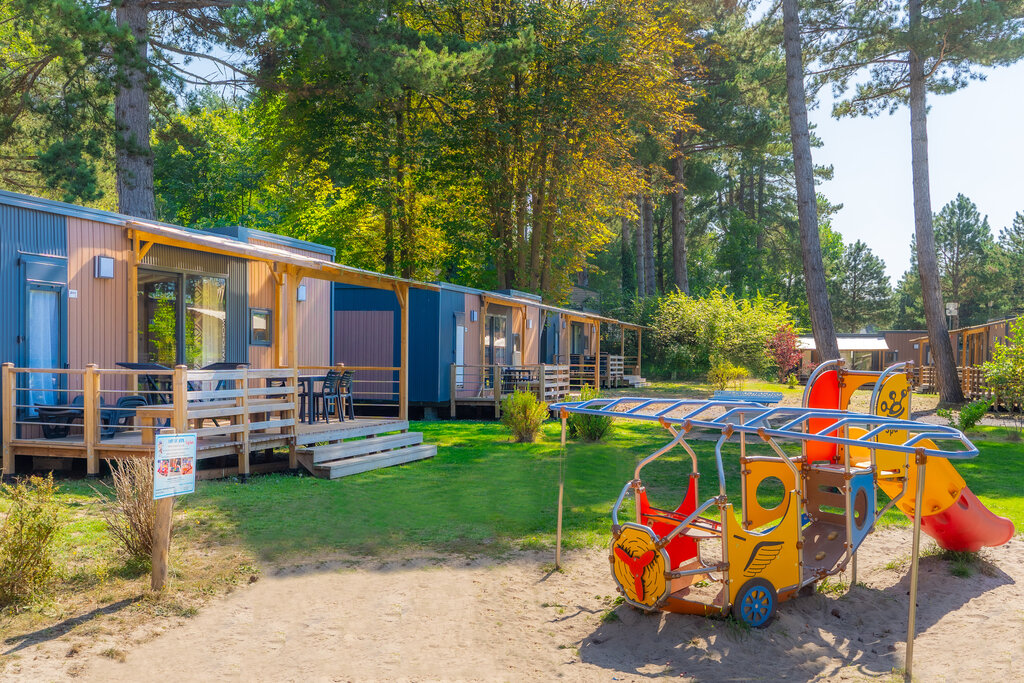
xmin=905 ymin=453 xmax=927 ymax=681
xmin=556 ymin=413 xmax=567 ymax=569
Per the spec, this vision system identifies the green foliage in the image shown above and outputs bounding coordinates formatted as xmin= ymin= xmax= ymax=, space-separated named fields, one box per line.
xmin=567 ymin=386 xmax=613 ymax=442
xmin=707 ymin=357 xmax=747 ymax=391
xmin=833 ymin=240 xmax=891 ymax=332
xmin=0 ymin=474 xmax=61 ymax=607
xmin=652 ymin=289 xmax=794 ymax=379
xmin=937 ymin=399 xmax=991 ymax=433
xmin=500 ymin=390 xmax=550 ymax=443
xmin=981 ymin=319 xmax=1024 ymax=432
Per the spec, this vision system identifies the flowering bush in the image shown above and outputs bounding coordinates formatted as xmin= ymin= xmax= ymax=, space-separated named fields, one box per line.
xmin=766 ymin=325 xmax=802 ymax=382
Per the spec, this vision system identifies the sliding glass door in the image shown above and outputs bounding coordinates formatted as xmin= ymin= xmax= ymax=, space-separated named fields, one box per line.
xmin=138 ymin=269 xmax=227 ymax=368
xmin=25 ymin=284 xmax=63 ymax=410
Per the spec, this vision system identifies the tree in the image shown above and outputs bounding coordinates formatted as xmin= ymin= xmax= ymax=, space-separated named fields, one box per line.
xmin=0 ymin=0 xmax=252 ymax=216
xmin=833 ymin=240 xmax=891 ymax=332
xmin=780 ymin=0 xmax=840 ymax=361
xmin=821 ymin=0 xmax=1024 ymax=402
xmin=997 ymin=212 xmax=1024 ymax=312
xmin=933 ymin=194 xmax=992 ymax=327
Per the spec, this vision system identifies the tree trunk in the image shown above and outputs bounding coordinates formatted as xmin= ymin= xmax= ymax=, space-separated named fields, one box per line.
xmin=115 ymin=2 xmax=154 ymax=218
xmin=621 ymin=214 xmax=636 ymax=298
xmin=643 ymin=195 xmax=656 ymax=296
xmin=656 ymin=210 xmax=665 ymax=294
xmin=909 ymin=0 xmax=964 ymax=403
xmin=782 ymin=0 xmax=839 ymax=360
xmin=671 ymin=134 xmax=690 ymax=294
xmin=635 ymin=198 xmax=646 ymax=296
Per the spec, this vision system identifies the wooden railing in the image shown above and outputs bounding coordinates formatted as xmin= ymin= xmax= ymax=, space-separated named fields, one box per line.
xmin=914 ymin=365 xmax=990 ymax=400
xmin=449 ymin=364 xmax=571 ymax=417
xmin=1 ymin=363 xmax=298 ymax=477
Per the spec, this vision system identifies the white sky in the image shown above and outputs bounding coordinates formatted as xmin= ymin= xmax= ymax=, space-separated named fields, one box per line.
xmin=808 ymin=62 xmax=1024 ymax=283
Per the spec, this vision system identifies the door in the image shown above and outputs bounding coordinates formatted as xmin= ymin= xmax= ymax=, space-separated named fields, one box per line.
xmin=455 ymin=319 xmax=466 ymax=388
xmin=19 ymin=253 xmax=68 ymax=415
xmin=138 ymin=269 xmax=228 ymax=368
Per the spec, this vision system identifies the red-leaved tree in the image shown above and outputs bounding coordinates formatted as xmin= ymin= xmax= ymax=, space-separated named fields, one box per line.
xmin=766 ymin=326 xmax=802 ymax=383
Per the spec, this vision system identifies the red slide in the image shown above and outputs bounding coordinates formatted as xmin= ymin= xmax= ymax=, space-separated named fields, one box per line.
xmin=921 ymin=486 xmax=1015 ymax=553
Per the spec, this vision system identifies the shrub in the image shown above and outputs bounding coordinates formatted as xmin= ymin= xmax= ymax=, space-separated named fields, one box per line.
xmin=0 ymin=474 xmax=61 ymax=607
xmin=651 ymin=289 xmax=794 ymax=379
xmin=938 ymin=399 xmax=991 ymax=433
xmin=707 ymin=357 xmax=747 ymax=392
xmin=96 ymin=458 xmax=156 ymax=559
xmin=500 ymin=390 xmax=549 ymax=443
xmin=568 ymin=385 xmax=613 ymax=441
xmin=981 ymin=318 xmax=1024 ymax=432
xmin=766 ymin=326 xmax=803 ymax=382
xmin=785 ymin=373 xmax=798 ymax=389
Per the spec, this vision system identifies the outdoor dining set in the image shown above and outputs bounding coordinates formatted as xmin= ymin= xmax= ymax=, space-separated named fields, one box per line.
xmin=28 ymin=363 xmax=356 ymax=440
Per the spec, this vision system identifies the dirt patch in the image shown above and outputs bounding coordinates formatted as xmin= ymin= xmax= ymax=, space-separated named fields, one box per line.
xmin=3 ymin=527 xmax=1020 ymax=681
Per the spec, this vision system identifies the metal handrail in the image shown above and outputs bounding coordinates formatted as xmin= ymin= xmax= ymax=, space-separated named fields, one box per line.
xmin=869 ymin=360 xmax=912 ymax=410
xmin=659 ymin=497 xmax=721 ymax=546
xmin=549 ymin=397 xmax=979 ymax=460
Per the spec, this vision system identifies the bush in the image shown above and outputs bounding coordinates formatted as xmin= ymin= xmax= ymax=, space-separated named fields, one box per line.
xmin=766 ymin=326 xmax=803 ymax=382
xmin=568 ymin=385 xmax=613 ymax=441
xmin=937 ymin=399 xmax=991 ymax=433
xmin=652 ymin=289 xmax=795 ymax=379
xmin=981 ymin=318 xmax=1024 ymax=432
xmin=96 ymin=458 xmax=156 ymax=559
xmin=0 ymin=474 xmax=61 ymax=607
xmin=500 ymin=390 xmax=549 ymax=443
xmin=707 ymin=357 xmax=747 ymax=392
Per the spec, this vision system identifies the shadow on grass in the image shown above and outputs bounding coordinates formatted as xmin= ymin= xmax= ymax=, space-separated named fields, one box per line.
xmin=3 ymin=596 xmax=142 ymax=654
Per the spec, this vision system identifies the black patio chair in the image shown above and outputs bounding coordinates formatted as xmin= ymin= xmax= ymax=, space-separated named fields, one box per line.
xmin=338 ymin=370 xmax=355 ymax=421
xmin=100 ymin=395 xmax=149 ymax=438
xmin=313 ymin=370 xmax=343 ymax=423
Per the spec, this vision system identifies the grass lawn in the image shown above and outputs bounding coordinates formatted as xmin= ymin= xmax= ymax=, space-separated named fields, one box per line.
xmin=2 ymin=400 xmax=1021 ymax=654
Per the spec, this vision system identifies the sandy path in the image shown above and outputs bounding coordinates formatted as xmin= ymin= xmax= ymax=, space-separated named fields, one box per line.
xmin=6 ymin=527 xmax=1022 ymax=682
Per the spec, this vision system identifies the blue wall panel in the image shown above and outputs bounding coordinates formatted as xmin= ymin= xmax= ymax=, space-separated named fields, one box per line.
xmin=334 ymin=284 xmax=461 ymax=404
xmin=0 ymin=204 xmax=68 ymax=366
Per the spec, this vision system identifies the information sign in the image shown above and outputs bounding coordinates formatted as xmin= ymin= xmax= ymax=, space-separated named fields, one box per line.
xmin=153 ymin=432 xmax=197 ymax=500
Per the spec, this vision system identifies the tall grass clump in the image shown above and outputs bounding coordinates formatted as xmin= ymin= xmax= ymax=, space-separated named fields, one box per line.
xmin=568 ymin=385 xmax=613 ymax=441
xmin=96 ymin=458 xmax=156 ymax=560
xmin=0 ymin=474 xmax=62 ymax=607
xmin=500 ymin=390 xmax=550 ymax=443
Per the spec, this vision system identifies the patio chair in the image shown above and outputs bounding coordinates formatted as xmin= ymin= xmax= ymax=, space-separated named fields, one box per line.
xmin=338 ymin=370 xmax=355 ymax=421
xmin=313 ymin=370 xmax=343 ymax=423
xmin=100 ymin=395 xmax=149 ymax=438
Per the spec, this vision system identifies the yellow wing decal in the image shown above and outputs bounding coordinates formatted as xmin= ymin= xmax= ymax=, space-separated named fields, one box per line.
xmin=743 ymin=540 xmax=784 ymax=577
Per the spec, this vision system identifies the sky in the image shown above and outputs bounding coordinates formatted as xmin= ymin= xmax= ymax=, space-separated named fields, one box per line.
xmin=808 ymin=62 xmax=1024 ymax=283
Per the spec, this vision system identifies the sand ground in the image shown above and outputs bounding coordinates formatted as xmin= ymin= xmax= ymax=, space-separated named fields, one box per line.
xmin=3 ymin=526 xmax=1020 ymax=682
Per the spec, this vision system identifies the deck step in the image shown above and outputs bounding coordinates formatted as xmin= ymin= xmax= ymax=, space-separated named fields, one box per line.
xmin=296 ymin=420 xmax=408 ymax=446
xmin=302 ymin=431 xmax=424 ymax=464
xmin=312 ymin=443 xmax=437 ymax=479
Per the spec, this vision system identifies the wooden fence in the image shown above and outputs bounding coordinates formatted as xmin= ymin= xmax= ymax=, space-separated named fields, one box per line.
xmin=449 ymin=364 xmax=571 ymax=417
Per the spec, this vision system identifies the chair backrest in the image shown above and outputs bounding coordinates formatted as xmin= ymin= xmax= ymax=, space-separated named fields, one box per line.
xmin=339 ymin=370 xmax=354 ymax=391
xmin=117 ymin=395 xmax=149 ymax=409
xmin=322 ymin=370 xmax=341 ymax=393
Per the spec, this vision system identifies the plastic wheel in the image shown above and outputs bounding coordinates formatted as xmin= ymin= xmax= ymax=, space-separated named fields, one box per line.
xmin=732 ymin=578 xmax=777 ymax=628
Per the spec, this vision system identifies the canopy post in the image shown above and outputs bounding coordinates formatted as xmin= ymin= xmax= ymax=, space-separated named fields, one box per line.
xmin=905 ymin=452 xmax=927 ymax=681
xmin=556 ymin=411 xmax=567 ymax=569
xmin=394 ymin=283 xmax=410 ymax=421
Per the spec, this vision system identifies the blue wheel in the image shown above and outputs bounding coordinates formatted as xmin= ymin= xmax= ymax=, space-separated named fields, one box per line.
xmin=732 ymin=578 xmax=777 ymax=628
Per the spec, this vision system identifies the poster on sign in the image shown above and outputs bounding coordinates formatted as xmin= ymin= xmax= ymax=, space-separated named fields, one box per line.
xmin=153 ymin=432 xmax=197 ymax=500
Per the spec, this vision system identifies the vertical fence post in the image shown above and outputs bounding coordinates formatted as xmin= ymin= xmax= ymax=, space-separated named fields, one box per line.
xmin=493 ymin=366 xmax=501 ymax=419
xmin=172 ymin=366 xmax=188 ymax=433
xmin=152 ymin=426 xmax=174 ymax=592
xmin=288 ymin=366 xmax=299 ymax=470
xmin=539 ymin=365 xmax=547 ymax=403
xmin=239 ymin=367 xmax=250 ymax=480
xmin=83 ymin=364 xmax=99 ymax=477
xmin=449 ymin=364 xmax=457 ymax=418
xmin=2 ymin=363 xmax=14 ymax=478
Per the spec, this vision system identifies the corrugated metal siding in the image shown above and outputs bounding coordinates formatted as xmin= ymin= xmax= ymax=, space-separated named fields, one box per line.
xmin=524 ymin=305 xmax=541 ymax=364
xmin=251 ymin=238 xmax=331 ymax=367
xmin=67 ymin=217 xmax=131 ymax=370
xmin=246 ymin=259 xmax=275 ymax=368
xmin=464 ymin=292 xmax=482 ymax=367
xmin=0 ymin=204 xmax=67 ymax=365
xmin=334 ymin=310 xmax=395 ymax=399
xmin=142 ymin=244 xmax=248 ymax=363
xmin=409 ymin=288 xmax=440 ymax=402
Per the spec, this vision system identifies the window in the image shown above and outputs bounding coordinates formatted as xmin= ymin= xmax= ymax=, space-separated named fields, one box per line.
xmin=250 ymin=308 xmax=272 ymax=346
xmin=485 ymin=314 xmax=508 ymax=365
xmin=138 ymin=269 xmax=228 ymax=368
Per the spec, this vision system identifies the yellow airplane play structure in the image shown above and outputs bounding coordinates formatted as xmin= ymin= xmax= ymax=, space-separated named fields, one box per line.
xmin=552 ymin=361 xmax=1013 ymax=636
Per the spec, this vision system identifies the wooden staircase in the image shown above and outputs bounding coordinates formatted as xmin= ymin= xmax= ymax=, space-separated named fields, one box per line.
xmin=295 ymin=420 xmax=436 ymax=479
xmin=623 ymin=374 xmax=648 ymax=388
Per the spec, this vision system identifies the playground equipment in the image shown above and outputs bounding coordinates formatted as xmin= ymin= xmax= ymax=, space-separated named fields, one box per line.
xmin=551 ymin=361 xmax=1014 ymax=678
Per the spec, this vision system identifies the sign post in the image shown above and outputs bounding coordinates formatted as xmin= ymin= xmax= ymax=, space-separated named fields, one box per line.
xmin=151 ymin=430 xmax=197 ymax=591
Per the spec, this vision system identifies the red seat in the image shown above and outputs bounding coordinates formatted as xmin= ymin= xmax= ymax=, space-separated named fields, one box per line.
xmin=637 ymin=473 xmax=701 ymax=569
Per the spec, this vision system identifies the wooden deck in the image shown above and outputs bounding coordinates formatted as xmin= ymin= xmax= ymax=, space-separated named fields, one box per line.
xmin=2 ymin=364 xmax=432 ymax=480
